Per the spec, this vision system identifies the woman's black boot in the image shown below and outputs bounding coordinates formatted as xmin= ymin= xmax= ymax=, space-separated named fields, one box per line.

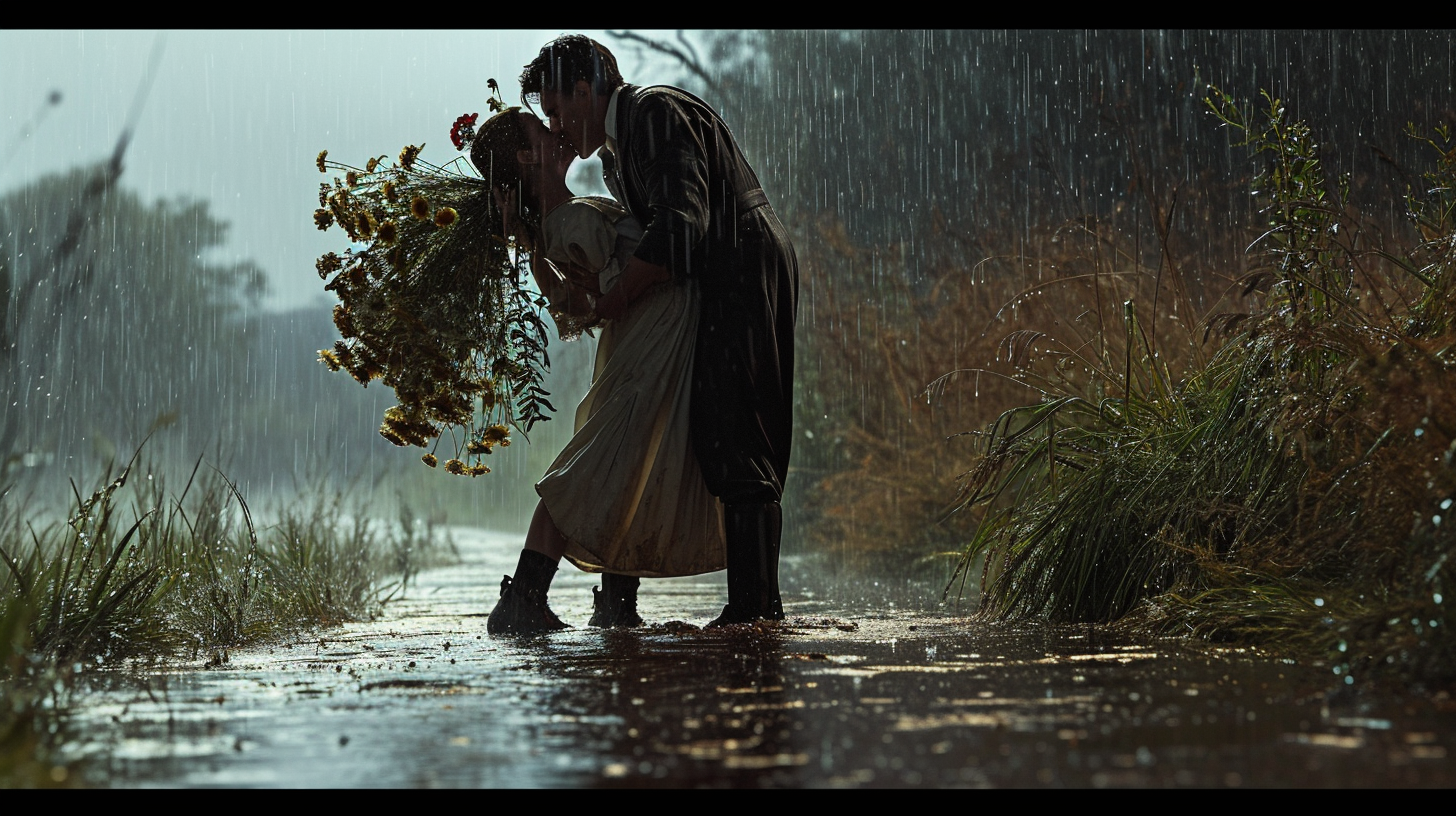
xmin=487 ymin=549 xmax=570 ymax=635
xmin=588 ymin=572 xmax=643 ymax=628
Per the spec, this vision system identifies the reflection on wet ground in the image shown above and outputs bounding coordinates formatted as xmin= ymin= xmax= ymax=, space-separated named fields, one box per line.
xmin=65 ymin=528 xmax=1456 ymax=787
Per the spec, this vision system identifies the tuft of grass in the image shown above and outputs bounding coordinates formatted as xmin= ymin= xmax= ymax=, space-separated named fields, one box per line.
xmin=945 ymin=90 xmax=1456 ymax=684
xmin=0 ymin=452 xmax=456 ymax=782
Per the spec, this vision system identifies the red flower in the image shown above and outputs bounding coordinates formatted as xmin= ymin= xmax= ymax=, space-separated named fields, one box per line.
xmin=451 ymin=112 xmax=479 ymax=151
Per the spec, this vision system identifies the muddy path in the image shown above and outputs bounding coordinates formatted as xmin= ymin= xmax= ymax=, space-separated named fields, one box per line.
xmin=63 ymin=528 xmax=1456 ymax=787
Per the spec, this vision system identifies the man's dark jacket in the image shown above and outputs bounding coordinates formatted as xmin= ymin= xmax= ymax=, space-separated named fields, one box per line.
xmin=601 ymin=83 xmax=798 ymax=504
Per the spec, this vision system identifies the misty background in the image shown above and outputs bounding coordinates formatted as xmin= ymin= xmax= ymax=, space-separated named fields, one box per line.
xmin=3 ymin=30 xmax=1451 ymax=573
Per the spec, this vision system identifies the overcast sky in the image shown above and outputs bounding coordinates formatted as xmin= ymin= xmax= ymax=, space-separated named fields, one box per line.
xmin=0 ymin=29 xmax=691 ymax=311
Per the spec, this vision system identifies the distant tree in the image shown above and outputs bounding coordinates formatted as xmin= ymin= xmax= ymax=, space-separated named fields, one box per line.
xmin=0 ymin=165 xmax=266 ymax=480
xmin=612 ymin=30 xmax=1456 ymax=571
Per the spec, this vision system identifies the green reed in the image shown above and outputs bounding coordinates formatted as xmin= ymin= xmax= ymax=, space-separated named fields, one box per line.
xmin=948 ymin=89 xmax=1456 ymax=684
xmin=0 ymin=452 xmax=455 ymax=785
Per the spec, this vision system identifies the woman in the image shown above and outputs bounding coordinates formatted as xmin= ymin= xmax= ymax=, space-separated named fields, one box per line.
xmin=470 ymin=109 xmax=726 ymax=635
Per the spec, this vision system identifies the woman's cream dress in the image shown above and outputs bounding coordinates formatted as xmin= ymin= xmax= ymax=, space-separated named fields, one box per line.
xmin=533 ymin=196 xmax=725 ymax=578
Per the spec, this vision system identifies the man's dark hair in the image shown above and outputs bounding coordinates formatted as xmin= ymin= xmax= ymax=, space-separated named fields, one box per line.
xmin=519 ymin=34 xmax=624 ymax=105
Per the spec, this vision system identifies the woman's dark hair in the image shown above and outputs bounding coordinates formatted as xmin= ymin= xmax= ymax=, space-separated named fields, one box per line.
xmin=519 ymin=34 xmax=623 ymax=105
xmin=470 ymin=107 xmax=543 ymax=247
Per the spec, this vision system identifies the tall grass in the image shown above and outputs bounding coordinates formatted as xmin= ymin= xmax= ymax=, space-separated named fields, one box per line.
xmin=945 ymin=90 xmax=1456 ymax=682
xmin=0 ymin=452 xmax=455 ymax=785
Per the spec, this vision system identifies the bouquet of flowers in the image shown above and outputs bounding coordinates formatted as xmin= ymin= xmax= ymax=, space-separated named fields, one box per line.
xmin=311 ymin=84 xmax=552 ymax=476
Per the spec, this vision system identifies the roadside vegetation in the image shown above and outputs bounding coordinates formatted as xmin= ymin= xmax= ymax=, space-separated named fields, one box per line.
xmin=0 ymin=450 xmax=455 ymax=787
xmin=944 ymin=89 xmax=1456 ymax=686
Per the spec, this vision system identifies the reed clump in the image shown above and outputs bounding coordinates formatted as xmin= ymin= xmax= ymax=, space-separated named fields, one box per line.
xmin=947 ymin=89 xmax=1456 ymax=685
xmin=0 ymin=453 xmax=454 ymax=785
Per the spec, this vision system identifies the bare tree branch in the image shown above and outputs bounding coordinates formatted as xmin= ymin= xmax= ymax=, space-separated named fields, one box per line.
xmin=607 ymin=30 xmax=718 ymax=93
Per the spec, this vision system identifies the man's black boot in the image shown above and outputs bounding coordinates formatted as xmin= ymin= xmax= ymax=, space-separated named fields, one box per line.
xmin=588 ymin=572 xmax=643 ymax=628
xmin=707 ymin=501 xmax=785 ymax=627
xmin=487 ymin=549 xmax=570 ymax=636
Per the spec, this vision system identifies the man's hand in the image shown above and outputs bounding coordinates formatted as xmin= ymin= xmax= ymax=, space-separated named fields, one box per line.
xmin=596 ymin=257 xmax=670 ymax=320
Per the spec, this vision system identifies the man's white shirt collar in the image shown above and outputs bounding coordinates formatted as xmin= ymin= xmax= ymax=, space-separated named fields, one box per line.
xmin=603 ymin=86 xmax=622 ymax=156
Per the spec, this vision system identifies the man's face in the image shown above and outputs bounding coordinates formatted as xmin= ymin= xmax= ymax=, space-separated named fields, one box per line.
xmin=540 ymin=80 xmax=600 ymax=160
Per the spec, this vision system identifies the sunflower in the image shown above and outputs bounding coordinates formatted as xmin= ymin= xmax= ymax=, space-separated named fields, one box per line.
xmin=410 ymin=196 xmax=431 ymax=220
xmin=316 ymin=150 xmax=328 ymax=173
xmin=313 ymin=208 xmax=334 ymax=231
xmin=382 ymin=180 xmax=398 ymax=203
xmin=399 ymin=144 xmax=422 ymax=170
xmin=376 ymin=220 xmax=398 ymax=245
xmin=434 ymin=207 xmax=458 ymax=228
xmin=421 ymin=453 xmax=438 ymax=468
xmin=444 ymin=458 xmax=466 ymax=475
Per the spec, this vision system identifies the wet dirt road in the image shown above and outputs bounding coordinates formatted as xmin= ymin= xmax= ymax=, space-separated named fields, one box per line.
xmin=65 ymin=528 xmax=1456 ymax=787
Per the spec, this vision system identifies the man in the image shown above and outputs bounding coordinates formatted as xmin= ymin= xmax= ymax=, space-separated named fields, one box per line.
xmin=520 ymin=34 xmax=798 ymax=626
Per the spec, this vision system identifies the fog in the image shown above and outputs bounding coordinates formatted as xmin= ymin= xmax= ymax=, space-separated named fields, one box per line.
xmin=3 ymin=30 xmax=1451 ymax=560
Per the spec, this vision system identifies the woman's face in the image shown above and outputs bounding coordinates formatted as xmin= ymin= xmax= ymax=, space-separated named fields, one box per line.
xmin=523 ymin=115 xmax=575 ymax=179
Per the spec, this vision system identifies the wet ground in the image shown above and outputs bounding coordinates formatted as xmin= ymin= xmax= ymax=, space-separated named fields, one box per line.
xmin=63 ymin=528 xmax=1456 ymax=787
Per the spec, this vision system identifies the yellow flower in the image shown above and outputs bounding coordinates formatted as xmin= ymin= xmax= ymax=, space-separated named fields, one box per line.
xmin=411 ymin=196 xmax=431 ymax=220
xmin=399 ymin=144 xmax=422 ymax=170
xmin=316 ymin=150 xmax=328 ymax=173
xmin=444 ymin=458 xmax=466 ymax=475
xmin=318 ymin=349 xmax=342 ymax=371
xmin=434 ymin=207 xmax=458 ymax=228
xmin=376 ymin=220 xmax=398 ymax=245
xmin=483 ymin=424 xmax=510 ymax=443
xmin=313 ymin=208 xmax=334 ymax=231
xmin=421 ymin=453 xmax=438 ymax=468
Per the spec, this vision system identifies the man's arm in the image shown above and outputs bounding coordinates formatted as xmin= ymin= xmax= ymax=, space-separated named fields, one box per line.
xmin=593 ymin=255 xmax=670 ymax=320
xmin=618 ymin=91 xmax=710 ymax=288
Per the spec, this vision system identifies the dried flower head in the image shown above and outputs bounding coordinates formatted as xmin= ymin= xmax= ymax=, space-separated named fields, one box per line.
xmin=434 ymin=207 xmax=458 ymax=228
xmin=421 ymin=453 xmax=438 ymax=468
xmin=366 ymin=157 xmax=379 ymax=173
xmin=318 ymin=349 xmax=342 ymax=371
xmin=444 ymin=458 xmax=466 ymax=475
xmin=315 ymin=252 xmax=342 ymax=278
xmin=314 ymin=208 xmax=334 ymax=231
xmin=316 ymin=150 xmax=328 ymax=173
xmin=382 ymin=180 xmax=398 ymax=203
xmin=411 ymin=196 xmax=431 ymax=220
xmin=399 ymin=144 xmax=423 ymax=170
xmin=346 ymin=170 xmax=359 ymax=187
xmin=376 ymin=220 xmax=398 ymax=245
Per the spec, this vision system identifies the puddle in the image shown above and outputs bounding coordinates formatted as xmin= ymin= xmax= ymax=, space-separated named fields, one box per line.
xmin=58 ymin=527 xmax=1456 ymax=787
